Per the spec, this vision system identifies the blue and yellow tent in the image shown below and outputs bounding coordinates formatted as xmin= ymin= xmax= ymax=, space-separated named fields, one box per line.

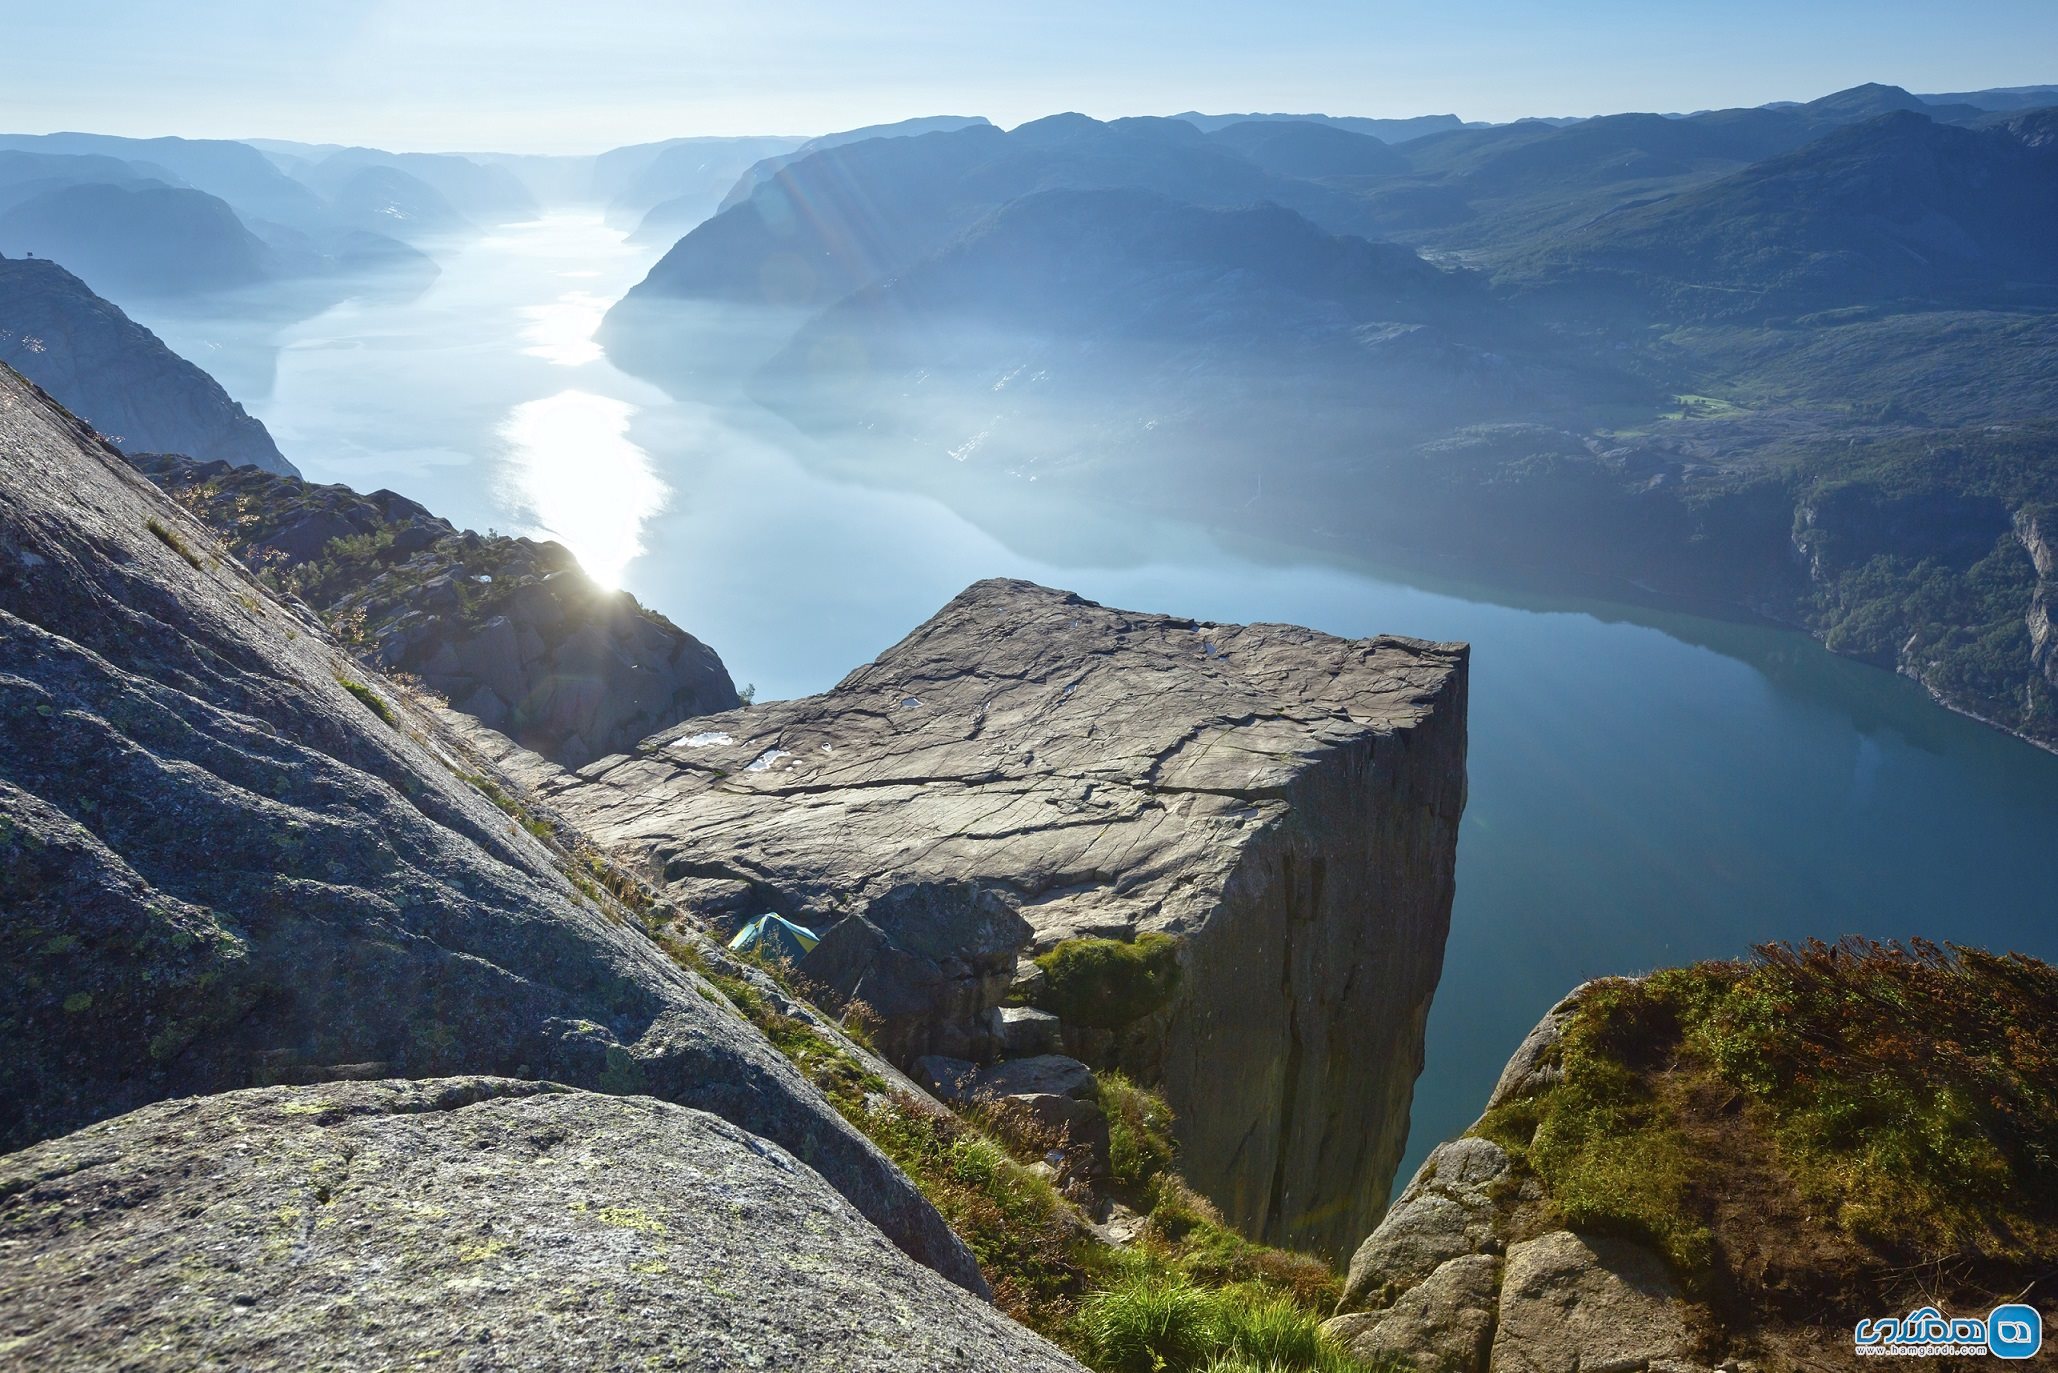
xmin=727 ymin=913 xmax=820 ymax=964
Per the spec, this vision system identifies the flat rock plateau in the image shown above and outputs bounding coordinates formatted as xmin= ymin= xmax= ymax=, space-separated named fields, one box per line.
xmin=542 ymin=578 xmax=1469 ymax=1259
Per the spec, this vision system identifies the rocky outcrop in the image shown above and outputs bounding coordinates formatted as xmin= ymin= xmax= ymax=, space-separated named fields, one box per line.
xmin=1327 ymin=993 xmax=1714 ymax=1373
xmin=133 ymin=453 xmax=740 ymax=768
xmin=0 ymin=1078 xmax=1084 ymax=1372
xmin=801 ymin=880 xmax=1033 ymax=1064
xmin=2018 ymin=506 xmax=2056 ymax=700
xmin=919 ymin=1053 xmax=1114 ymax=1178
xmin=1332 ymin=948 xmax=2058 ymax=1373
xmin=0 ymin=366 xmax=975 ymax=1290
xmin=540 ymin=578 xmax=1469 ymax=1259
xmin=0 ymin=254 xmax=292 ymax=473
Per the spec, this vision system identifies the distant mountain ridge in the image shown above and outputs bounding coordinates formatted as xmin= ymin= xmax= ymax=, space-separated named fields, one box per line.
xmin=0 ymin=253 xmax=293 ymax=473
xmin=599 ymin=81 xmax=2058 ymax=752
xmin=1173 ymin=111 xmax=1476 ymax=142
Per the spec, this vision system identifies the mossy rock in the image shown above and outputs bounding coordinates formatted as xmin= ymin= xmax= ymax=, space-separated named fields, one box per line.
xmin=1027 ymin=933 xmax=1182 ymax=1030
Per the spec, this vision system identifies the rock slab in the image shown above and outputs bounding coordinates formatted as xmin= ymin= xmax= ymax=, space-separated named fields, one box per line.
xmin=0 ymin=1078 xmax=1085 ymax=1372
xmin=545 ymin=577 xmax=1469 ymax=1258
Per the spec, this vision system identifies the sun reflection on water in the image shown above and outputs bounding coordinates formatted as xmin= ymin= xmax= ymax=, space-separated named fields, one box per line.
xmin=498 ymin=389 xmax=665 ymax=588
xmin=518 ymin=289 xmax=613 ymax=366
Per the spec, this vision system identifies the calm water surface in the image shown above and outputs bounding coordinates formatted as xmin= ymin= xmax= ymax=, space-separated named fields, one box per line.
xmin=140 ymin=213 xmax=2058 ymax=1186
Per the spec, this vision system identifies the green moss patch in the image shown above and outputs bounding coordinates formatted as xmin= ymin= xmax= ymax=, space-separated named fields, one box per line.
xmin=332 ymin=675 xmax=398 ymax=728
xmin=1028 ymin=933 xmax=1182 ymax=1029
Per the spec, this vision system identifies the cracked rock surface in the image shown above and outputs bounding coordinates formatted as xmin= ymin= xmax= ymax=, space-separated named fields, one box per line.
xmin=0 ymin=365 xmax=976 ymax=1291
xmin=0 ymin=1078 xmax=1084 ymax=1372
xmin=542 ymin=577 xmax=1469 ymax=1259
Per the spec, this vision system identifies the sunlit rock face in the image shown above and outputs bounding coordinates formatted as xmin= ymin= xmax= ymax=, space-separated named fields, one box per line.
xmin=542 ymin=577 xmax=1470 ymax=1260
xmin=131 ymin=452 xmax=738 ymax=769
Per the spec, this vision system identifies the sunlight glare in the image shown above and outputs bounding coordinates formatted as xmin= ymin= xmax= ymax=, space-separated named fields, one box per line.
xmin=498 ymin=389 xmax=665 ymax=588
xmin=519 ymin=289 xmax=612 ymax=366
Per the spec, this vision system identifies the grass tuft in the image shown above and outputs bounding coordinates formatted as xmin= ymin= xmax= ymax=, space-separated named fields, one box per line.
xmin=333 ymin=674 xmax=398 ymax=728
xmin=145 ymin=517 xmax=205 ymax=571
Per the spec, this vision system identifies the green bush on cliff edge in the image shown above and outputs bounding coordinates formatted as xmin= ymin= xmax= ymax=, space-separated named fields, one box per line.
xmin=1476 ymin=938 xmax=2058 ymax=1285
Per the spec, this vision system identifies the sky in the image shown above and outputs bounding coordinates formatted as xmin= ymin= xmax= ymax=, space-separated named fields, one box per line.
xmin=3 ymin=0 xmax=2055 ymax=154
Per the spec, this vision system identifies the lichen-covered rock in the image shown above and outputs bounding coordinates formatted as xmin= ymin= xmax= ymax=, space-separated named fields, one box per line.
xmin=130 ymin=452 xmax=739 ymax=768
xmin=543 ymin=578 xmax=1469 ymax=1258
xmin=0 ymin=1078 xmax=1086 ymax=1372
xmin=1326 ymin=1253 xmax=1500 ymax=1373
xmin=1491 ymin=1231 xmax=1707 ymax=1373
xmin=0 ymin=256 xmax=294 ymax=474
xmin=0 ymin=367 xmax=976 ymax=1291
xmin=1341 ymin=1136 xmax=1510 ymax=1312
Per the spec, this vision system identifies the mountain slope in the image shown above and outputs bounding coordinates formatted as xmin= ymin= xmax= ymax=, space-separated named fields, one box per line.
xmin=0 ymin=130 xmax=328 ymax=228
xmin=1513 ymin=111 xmax=2058 ymax=317
xmin=0 ymin=181 xmax=273 ymax=296
xmin=610 ymin=114 xmax=1387 ymax=326
xmin=0 ymin=362 xmax=979 ymax=1290
xmin=0 ymin=254 xmax=292 ymax=472
xmin=1205 ymin=119 xmax=1409 ymax=179
xmin=752 ymin=188 xmax=1626 ymax=506
xmin=136 ymin=452 xmax=740 ymax=767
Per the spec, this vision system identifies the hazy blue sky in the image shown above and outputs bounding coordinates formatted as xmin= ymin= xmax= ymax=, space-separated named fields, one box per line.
xmin=5 ymin=0 xmax=2054 ymax=153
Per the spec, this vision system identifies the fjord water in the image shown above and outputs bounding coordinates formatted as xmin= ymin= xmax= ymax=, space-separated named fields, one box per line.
xmin=139 ymin=212 xmax=2058 ymax=1184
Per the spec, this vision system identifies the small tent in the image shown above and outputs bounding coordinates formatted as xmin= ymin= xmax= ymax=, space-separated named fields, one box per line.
xmin=727 ymin=913 xmax=820 ymax=964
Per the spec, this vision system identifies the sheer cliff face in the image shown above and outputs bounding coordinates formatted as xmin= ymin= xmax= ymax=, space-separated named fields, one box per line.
xmin=0 ymin=366 xmax=979 ymax=1292
xmin=0 ymin=256 xmax=294 ymax=474
xmin=542 ymin=578 xmax=1469 ymax=1261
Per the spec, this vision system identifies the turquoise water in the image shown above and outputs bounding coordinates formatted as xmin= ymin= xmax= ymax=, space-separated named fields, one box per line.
xmin=139 ymin=212 xmax=2058 ymax=1189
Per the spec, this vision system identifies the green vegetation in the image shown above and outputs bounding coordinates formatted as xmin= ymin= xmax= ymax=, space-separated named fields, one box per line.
xmin=332 ymin=674 xmax=398 ymax=728
xmin=663 ymin=933 xmax=1370 ymax=1371
xmin=1477 ymin=939 xmax=2058 ymax=1284
xmin=144 ymin=517 xmax=204 ymax=571
xmin=1102 ymin=1072 xmax=1178 ymax=1189
xmin=1080 ymin=1273 xmax=1367 ymax=1373
xmin=1027 ymin=933 xmax=1183 ymax=1029
xmin=1474 ymin=977 xmax=1713 ymax=1279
